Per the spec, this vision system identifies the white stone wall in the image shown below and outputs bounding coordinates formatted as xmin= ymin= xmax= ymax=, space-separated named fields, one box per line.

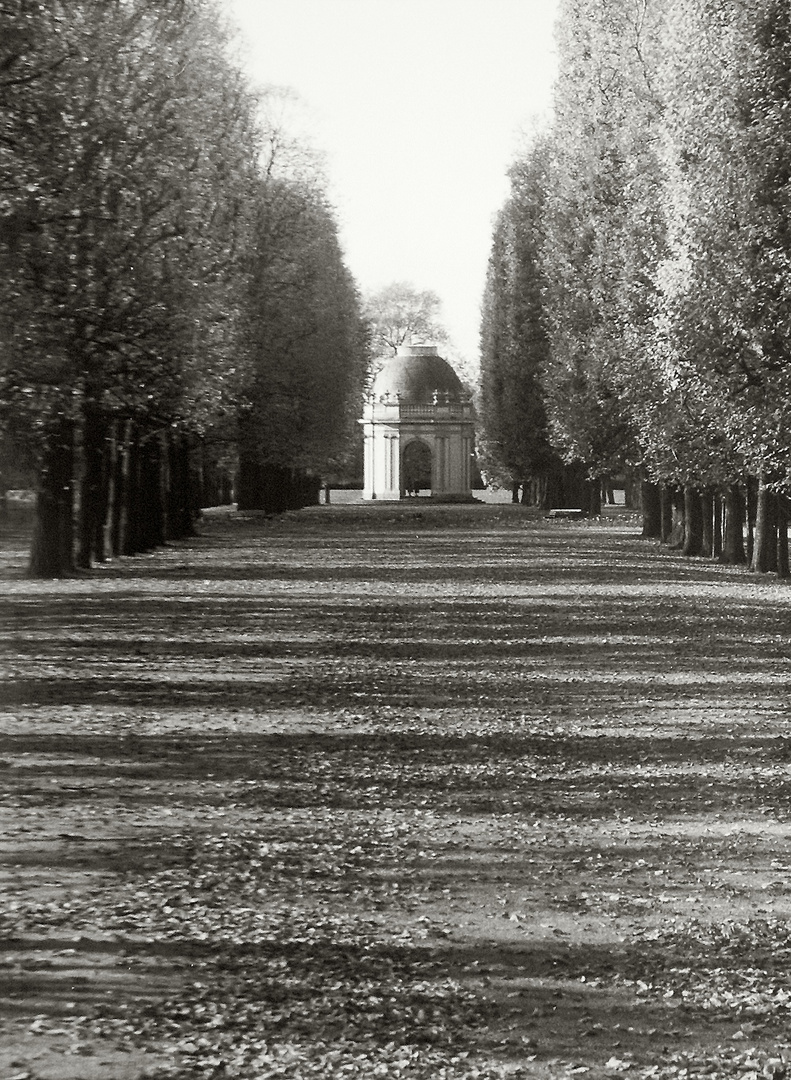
xmin=362 ymin=421 xmax=401 ymax=500
xmin=361 ymin=403 xmax=474 ymax=501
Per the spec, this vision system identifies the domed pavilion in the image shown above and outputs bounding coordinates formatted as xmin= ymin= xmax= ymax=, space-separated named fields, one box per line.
xmin=360 ymin=344 xmax=475 ymax=501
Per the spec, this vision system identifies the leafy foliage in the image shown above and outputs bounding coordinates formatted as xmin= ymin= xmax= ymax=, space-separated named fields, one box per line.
xmin=654 ymin=0 xmax=791 ymax=488
xmin=479 ymin=0 xmax=791 ymax=561
xmin=239 ymin=179 xmax=369 ymax=486
xmin=533 ymin=0 xmax=662 ymax=475
xmin=0 ymin=0 xmax=369 ymax=571
xmin=477 ymin=143 xmax=557 ymax=486
xmin=364 ymin=282 xmax=450 ymax=359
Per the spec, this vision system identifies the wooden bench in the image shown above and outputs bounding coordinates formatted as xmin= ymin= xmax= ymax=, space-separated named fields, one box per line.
xmin=546 ymin=508 xmax=585 ymax=519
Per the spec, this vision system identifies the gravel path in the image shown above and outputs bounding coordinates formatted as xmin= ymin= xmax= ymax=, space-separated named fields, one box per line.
xmin=2 ymin=502 xmax=791 ymax=1079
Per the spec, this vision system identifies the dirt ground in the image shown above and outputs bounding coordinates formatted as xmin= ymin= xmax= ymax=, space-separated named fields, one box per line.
xmin=2 ymin=500 xmax=791 ymax=1079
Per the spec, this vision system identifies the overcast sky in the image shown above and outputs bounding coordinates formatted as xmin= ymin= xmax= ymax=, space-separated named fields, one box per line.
xmin=221 ymin=0 xmax=559 ymax=365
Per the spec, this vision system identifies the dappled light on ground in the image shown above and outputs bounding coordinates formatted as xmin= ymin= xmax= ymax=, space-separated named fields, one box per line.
xmin=2 ymin=503 xmax=791 ymax=1078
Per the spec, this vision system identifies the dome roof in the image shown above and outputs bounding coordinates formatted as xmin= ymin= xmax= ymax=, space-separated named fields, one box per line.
xmin=373 ymin=345 xmax=464 ymax=403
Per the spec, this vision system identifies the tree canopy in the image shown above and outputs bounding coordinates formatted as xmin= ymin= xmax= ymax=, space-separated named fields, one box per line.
xmin=363 ymin=282 xmax=449 ymax=358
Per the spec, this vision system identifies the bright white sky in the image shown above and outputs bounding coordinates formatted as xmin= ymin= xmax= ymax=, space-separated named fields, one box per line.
xmin=221 ymin=0 xmax=559 ymax=366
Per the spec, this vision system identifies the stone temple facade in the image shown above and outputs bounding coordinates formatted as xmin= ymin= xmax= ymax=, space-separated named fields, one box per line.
xmin=360 ymin=344 xmax=475 ymax=501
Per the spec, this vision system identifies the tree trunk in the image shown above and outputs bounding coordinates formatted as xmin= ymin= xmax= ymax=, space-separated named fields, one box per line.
xmin=99 ymin=419 xmax=118 ymax=562
xmin=721 ymin=483 xmax=746 ymax=565
xmin=667 ymin=487 xmax=686 ymax=548
xmin=237 ymin=455 xmax=263 ymax=511
xmin=641 ymin=479 xmax=661 ymax=538
xmin=776 ymin=494 xmax=789 ymax=579
xmin=751 ymin=477 xmax=778 ymax=574
xmin=113 ymin=419 xmax=134 ymax=556
xmin=712 ymin=490 xmax=723 ymax=560
xmin=29 ymin=415 xmax=75 ymax=578
xmin=624 ymin=467 xmax=641 ymax=509
xmin=545 ymin=465 xmax=566 ymax=513
xmin=660 ymin=484 xmax=674 ymax=543
xmin=746 ymin=476 xmax=757 ymax=564
xmin=682 ymin=486 xmax=703 ymax=556
xmin=538 ymin=472 xmax=553 ymax=513
xmin=587 ymin=479 xmax=602 ymax=517
xmin=511 ymin=482 xmax=520 ymax=504
xmin=188 ymin=436 xmax=203 ymax=528
xmin=700 ymin=487 xmax=714 ymax=559
xmin=125 ymin=430 xmax=143 ymax=555
xmin=191 ymin=436 xmax=205 ymax=514
xmin=157 ymin=431 xmax=170 ymax=543
xmin=167 ymin=432 xmax=193 ymax=539
xmin=76 ymin=407 xmax=108 ymax=569
xmin=138 ymin=432 xmax=166 ymax=550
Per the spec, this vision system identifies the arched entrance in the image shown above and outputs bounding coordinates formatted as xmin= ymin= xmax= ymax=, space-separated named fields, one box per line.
xmin=402 ymin=439 xmax=432 ymax=496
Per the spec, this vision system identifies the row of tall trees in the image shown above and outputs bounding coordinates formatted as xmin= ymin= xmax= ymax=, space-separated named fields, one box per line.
xmin=479 ymin=0 xmax=791 ymax=574
xmin=0 ymin=0 xmax=369 ymax=576
xmin=237 ymin=150 xmax=369 ymax=511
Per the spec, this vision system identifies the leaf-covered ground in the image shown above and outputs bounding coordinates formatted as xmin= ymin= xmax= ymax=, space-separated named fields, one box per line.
xmin=2 ymin=500 xmax=791 ymax=1079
